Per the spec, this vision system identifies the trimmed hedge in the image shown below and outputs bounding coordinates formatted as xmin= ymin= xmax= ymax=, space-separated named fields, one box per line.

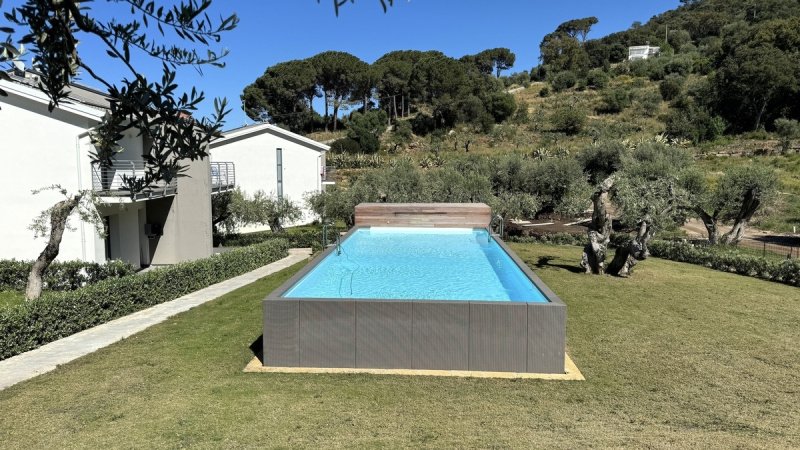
xmin=649 ymin=240 xmax=800 ymax=287
xmin=0 ymin=260 xmax=136 ymax=292
xmin=219 ymin=229 xmax=324 ymax=251
xmin=0 ymin=239 xmax=290 ymax=360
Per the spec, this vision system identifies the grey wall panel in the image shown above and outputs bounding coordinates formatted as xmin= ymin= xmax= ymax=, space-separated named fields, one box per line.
xmin=263 ymin=300 xmax=299 ymax=367
xmin=412 ymin=302 xmax=469 ymax=370
xmin=356 ymin=302 xmax=413 ymax=369
xmin=299 ymin=301 xmax=356 ymax=368
xmin=527 ymin=304 xmax=566 ymax=374
xmin=469 ymin=303 xmax=528 ymax=372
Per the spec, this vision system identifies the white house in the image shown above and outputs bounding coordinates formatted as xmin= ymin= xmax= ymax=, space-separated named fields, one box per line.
xmin=0 ymin=69 xmax=235 ymax=267
xmin=209 ymin=123 xmax=331 ymax=232
xmin=628 ymin=45 xmax=661 ymax=61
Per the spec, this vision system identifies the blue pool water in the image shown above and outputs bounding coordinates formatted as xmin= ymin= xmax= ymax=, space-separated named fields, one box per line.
xmin=283 ymin=228 xmax=548 ymax=302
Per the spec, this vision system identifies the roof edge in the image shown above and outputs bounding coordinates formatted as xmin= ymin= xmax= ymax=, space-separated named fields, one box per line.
xmin=211 ymin=123 xmax=330 ymax=152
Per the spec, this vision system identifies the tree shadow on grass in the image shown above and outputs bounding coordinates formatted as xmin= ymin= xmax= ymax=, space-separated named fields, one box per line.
xmin=535 ymin=256 xmax=584 ymax=274
xmin=249 ymin=335 xmax=264 ymax=364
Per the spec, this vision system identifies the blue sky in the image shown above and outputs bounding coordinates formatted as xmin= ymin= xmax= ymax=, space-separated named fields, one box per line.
xmin=3 ymin=0 xmax=681 ymax=128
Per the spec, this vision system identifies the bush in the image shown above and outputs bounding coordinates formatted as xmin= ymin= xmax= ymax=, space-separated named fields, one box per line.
xmin=774 ymin=118 xmax=800 ymax=152
xmin=649 ymin=240 xmax=800 ymax=287
xmin=219 ymin=228 xmax=323 ymax=251
xmin=539 ymin=86 xmax=551 ymax=98
xmin=485 ymin=92 xmax=517 ymax=123
xmin=586 ymin=68 xmax=610 ymax=89
xmin=346 ymin=110 xmax=387 ymax=154
xmin=550 ymin=70 xmax=577 ymax=92
xmin=330 ymin=137 xmax=362 ymax=154
xmin=598 ymin=88 xmax=632 ymax=114
xmin=0 ymin=239 xmax=290 ymax=360
xmin=411 ymin=113 xmax=437 ymax=136
xmin=550 ymin=106 xmax=587 ymax=135
xmin=660 ymin=75 xmax=685 ymax=101
xmin=636 ymin=89 xmax=662 ymax=117
xmin=0 ymin=260 xmax=135 ymax=292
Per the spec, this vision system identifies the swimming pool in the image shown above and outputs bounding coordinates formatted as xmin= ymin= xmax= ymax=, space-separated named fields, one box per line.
xmin=264 ymin=224 xmax=566 ymax=374
xmin=283 ymin=228 xmax=548 ymax=302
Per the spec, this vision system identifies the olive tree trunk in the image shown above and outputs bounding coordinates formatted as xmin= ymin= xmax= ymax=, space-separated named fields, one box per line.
xmin=719 ymin=188 xmax=760 ymax=245
xmin=695 ymin=207 xmax=720 ymax=245
xmin=607 ymin=216 xmax=655 ymax=277
xmin=26 ymin=194 xmax=83 ymax=300
xmin=581 ymin=176 xmax=615 ymax=274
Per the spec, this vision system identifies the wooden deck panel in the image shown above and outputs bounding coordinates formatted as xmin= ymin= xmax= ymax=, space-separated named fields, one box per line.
xmin=354 ymin=203 xmax=492 ymax=228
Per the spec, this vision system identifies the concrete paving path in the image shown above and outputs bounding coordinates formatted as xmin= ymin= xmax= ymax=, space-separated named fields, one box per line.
xmin=0 ymin=249 xmax=311 ymax=391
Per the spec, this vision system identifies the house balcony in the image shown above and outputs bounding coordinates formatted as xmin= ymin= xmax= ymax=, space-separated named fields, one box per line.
xmin=92 ymin=161 xmax=177 ymax=201
xmin=211 ymin=161 xmax=236 ymax=193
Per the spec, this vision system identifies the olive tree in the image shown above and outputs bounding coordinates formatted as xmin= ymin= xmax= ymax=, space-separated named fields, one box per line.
xmin=605 ymin=143 xmax=693 ymax=277
xmin=690 ymin=166 xmax=779 ymax=245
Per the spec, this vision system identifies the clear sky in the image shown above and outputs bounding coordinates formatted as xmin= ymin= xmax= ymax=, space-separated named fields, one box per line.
xmin=2 ymin=0 xmax=681 ymax=128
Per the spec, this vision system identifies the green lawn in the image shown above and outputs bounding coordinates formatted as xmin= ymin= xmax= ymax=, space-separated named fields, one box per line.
xmin=0 ymin=291 xmax=24 ymax=310
xmin=1 ymin=245 xmax=799 ymax=448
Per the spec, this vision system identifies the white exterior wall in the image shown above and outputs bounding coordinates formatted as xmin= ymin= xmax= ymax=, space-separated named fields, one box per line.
xmin=211 ymin=127 xmax=326 ymax=232
xmin=0 ymin=86 xmax=170 ymax=265
xmin=0 ymin=92 xmax=102 ymax=262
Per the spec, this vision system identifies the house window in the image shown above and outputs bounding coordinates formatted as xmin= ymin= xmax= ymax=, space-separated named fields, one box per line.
xmin=276 ymin=148 xmax=283 ymax=198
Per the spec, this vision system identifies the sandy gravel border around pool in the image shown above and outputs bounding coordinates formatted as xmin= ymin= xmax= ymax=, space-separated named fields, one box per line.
xmin=243 ymin=353 xmax=584 ymax=380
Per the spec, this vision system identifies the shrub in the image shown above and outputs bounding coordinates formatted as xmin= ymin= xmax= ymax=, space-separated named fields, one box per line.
xmin=636 ymin=89 xmax=662 ymax=117
xmin=660 ymin=75 xmax=685 ymax=101
xmin=330 ymin=137 xmax=362 ymax=154
xmin=649 ymin=240 xmax=800 ymax=287
xmin=774 ymin=118 xmax=800 ymax=153
xmin=411 ymin=113 xmax=437 ymax=135
xmin=219 ymin=228 xmax=323 ymax=251
xmin=347 ymin=110 xmax=388 ymax=154
xmin=550 ymin=70 xmax=577 ymax=92
xmin=539 ymin=86 xmax=551 ymax=98
xmin=0 ymin=239 xmax=290 ymax=360
xmin=485 ymin=92 xmax=517 ymax=123
xmin=550 ymin=106 xmax=587 ymax=135
xmin=586 ymin=68 xmax=610 ymax=89
xmin=598 ymin=88 xmax=632 ymax=114
xmin=0 ymin=260 xmax=135 ymax=292
xmin=664 ymin=54 xmax=694 ymax=77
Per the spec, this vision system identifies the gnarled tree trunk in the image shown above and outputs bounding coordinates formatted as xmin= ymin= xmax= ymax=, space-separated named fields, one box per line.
xmin=607 ymin=217 xmax=656 ymax=277
xmin=581 ymin=176 xmax=615 ymax=274
xmin=26 ymin=194 xmax=83 ymax=300
xmin=719 ymin=188 xmax=760 ymax=245
xmin=695 ymin=207 xmax=720 ymax=245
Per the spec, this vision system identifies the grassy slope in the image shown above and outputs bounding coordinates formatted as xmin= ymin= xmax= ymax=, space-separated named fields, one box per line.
xmin=1 ymin=246 xmax=798 ymax=448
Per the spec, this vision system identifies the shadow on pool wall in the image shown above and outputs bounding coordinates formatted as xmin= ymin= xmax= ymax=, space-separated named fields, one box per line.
xmin=262 ymin=204 xmax=567 ymax=375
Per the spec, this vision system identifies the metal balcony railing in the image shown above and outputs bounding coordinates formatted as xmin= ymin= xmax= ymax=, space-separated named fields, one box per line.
xmin=91 ymin=160 xmax=177 ymax=200
xmin=322 ymin=165 xmax=336 ymax=184
xmin=211 ymin=161 xmax=235 ymax=193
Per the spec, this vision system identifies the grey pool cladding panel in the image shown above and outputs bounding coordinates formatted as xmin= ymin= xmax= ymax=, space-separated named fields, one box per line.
xmin=263 ymin=226 xmax=567 ymax=374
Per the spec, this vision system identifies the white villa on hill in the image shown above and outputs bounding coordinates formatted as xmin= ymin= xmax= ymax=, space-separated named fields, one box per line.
xmin=0 ymin=69 xmax=235 ymax=267
xmin=628 ymin=45 xmax=661 ymax=61
xmin=210 ymin=123 xmax=331 ymax=232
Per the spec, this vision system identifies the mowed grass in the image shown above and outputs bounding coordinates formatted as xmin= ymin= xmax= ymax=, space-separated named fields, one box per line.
xmin=0 ymin=291 xmax=24 ymax=309
xmin=1 ymin=245 xmax=799 ymax=448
